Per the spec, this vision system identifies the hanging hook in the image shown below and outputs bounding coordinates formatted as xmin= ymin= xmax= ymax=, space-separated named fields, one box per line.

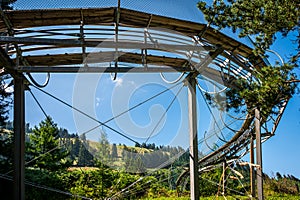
xmin=110 ymin=62 xmax=118 ymax=81
xmin=26 ymin=72 xmax=50 ymax=88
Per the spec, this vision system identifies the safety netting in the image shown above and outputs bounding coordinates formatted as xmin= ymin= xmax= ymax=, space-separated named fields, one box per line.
xmin=12 ymin=0 xmax=204 ymax=23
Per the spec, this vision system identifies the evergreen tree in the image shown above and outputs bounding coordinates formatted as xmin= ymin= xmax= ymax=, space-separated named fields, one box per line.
xmin=98 ymin=130 xmax=110 ymax=164
xmin=198 ymin=0 xmax=299 ymax=57
xmin=198 ymin=0 xmax=299 ymax=117
xmin=276 ymin=172 xmax=283 ymax=180
xmin=0 ymin=75 xmax=13 ymax=173
xmin=70 ymin=134 xmax=80 ymax=161
xmin=135 ymin=143 xmax=140 ymax=147
xmin=77 ymin=142 xmax=94 ymax=167
xmin=121 ymin=145 xmax=128 ymax=159
xmin=0 ymin=75 xmax=12 ymax=126
xmin=0 ymin=129 xmax=13 ymax=173
xmin=111 ymin=143 xmax=118 ymax=161
xmin=26 ymin=116 xmax=70 ymax=171
xmin=58 ymin=128 xmax=69 ymax=138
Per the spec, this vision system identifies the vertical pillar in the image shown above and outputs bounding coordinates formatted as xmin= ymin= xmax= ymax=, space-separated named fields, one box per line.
xmin=13 ymin=77 xmax=25 ymax=200
xmin=187 ymin=76 xmax=199 ymax=200
xmin=222 ymin=161 xmax=226 ymax=196
xmin=255 ymin=108 xmax=264 ymax=200
xmin=250 ymin=135 xmax=255 ymax=199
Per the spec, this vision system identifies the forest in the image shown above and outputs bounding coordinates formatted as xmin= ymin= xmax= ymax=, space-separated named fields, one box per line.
xmin=1 ymin=117 xmax=300 ymax=199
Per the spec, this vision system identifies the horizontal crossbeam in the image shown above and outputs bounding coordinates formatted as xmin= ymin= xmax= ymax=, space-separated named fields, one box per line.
xmin=18 ymin=66 xmax=190 ymax=73
xmin=0 ymin=36 xmax=214 ymax=52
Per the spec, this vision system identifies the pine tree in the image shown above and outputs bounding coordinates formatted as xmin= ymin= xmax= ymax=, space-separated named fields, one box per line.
xmin=77 ymin=142 xmax=94 ymax=167
xmin=198 ymin=0 xmax=299 ymax=117
xmin=198 ymin=0 xmax=299 ymax=57
xmin=77 ymin=134 xmax=94 ymax=167
xmin=0 ymin=75 xmax=12 ymax=126
xmin=0 ymin=75 xmax=13 ymax=173
xmin=26 ymin=116 xmax=70 ymax=171
xmin=111 ymin=143 xmax=118 ymax=161
xmin=98 ymin=130 xmax=110 ymax=165
xmin=70 ymin=134 xmax=80 ymax=161
xmin=0 ymin=129 xmax=13 ymax=173
xmin=58 ymin=128 xmax=69 ymax=138
xmin=124 ymin=151 xmax=145 ymax=174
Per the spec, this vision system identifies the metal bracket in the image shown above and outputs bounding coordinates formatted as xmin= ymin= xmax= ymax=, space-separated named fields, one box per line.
xmin=80 ymin=10 xmax=87 ymax=66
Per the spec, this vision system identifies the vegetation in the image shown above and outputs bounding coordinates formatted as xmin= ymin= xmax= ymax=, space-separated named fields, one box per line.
xmin=26 ymin=117 xmax=71 ymax=171
xmin=0 ymin=129 xmax=13 ymax=173
xmin=111 ymin=143 xmax=118 ymax=160
xmin=0 ymin=75 xmax=13 ymax=173
xmin=0 ymin=0 xmax=17 ymax=10
xmin=1 ymin=113 xmax=300 ymax=199
xmin=75 ymin=134 xmax=94 ymax=167
xmin=142 ymin=196 xmax=300 ymax=200
xmin=98 ymin=130 xmax=110 ymax=164
xmin=199 ymin=0 xmax=299 ymax=117
xmin=217 ymin=64 xmax=297 ymax=118
xmin=0 ymin=75 xmax=11 ymax=126
xmin=198 ymin=0 xmax=299 ymax=57
xmin=23 ymin=162 xmax=300 ymax=199
xmin=22 ymin=124 xmax=300 ymax=199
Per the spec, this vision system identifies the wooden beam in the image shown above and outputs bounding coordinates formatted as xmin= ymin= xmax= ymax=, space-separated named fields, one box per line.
xmin=255 ymin=108 xmax=264 ymax=200
xmin=187 ymin=76 xmax=200 ymax=200
xmin=250 ymin=134 xmax=255 ymax=199
xmin=191 ymin=45 xmax=224 ymax=78
xmin=0 ymin=36 xmax=214 ymax=52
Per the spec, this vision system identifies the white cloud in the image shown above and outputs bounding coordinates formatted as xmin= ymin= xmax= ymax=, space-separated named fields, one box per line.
xmin=115 ymin=77 xmax=123 ymax=87
xmin=128 ymin=80 xmax=135 ymax=86
xmin=95 ymin=97 xmax=103 ymax=107
xmin=4 ymin=84 xmax=13 ymax=93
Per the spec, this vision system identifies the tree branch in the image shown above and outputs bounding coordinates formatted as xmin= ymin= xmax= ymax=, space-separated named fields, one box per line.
xmin=286 ymin=80 xmax=300 ymax=83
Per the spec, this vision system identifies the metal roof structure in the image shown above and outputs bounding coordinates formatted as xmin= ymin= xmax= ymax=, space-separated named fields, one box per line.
xmin=0 ymin=7 xmax=264 ymax=75
xmin=0 ymin=5 xmax=286 ymax=200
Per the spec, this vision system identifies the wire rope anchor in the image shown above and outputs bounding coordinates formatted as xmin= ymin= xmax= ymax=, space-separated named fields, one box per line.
xmin=160 ymin=72 xmax=185 ymax=84
xmin=80 ymin=16 xmax=88 ymax=68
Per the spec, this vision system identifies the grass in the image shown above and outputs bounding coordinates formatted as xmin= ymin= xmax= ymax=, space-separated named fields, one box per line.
xmin=265 ymin=195 xmax=300 ymax=200
xmin=140 ymin=195 xmax=300 ymax=200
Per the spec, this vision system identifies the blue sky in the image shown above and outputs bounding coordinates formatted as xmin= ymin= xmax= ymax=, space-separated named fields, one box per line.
xmin=8 ymin=0 xmax=300 ymax=178
xmin=261 ymin=32 xmax=300 ymax=178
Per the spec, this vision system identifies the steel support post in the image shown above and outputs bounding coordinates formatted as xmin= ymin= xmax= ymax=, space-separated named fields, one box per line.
xmin=13 ymin=77 xmax=25 ymax=200
xmin=255 ymin=108 xmax=264 ymax=200
xmin=250 ymin=134 xmax=255 ymax=199
xmin=187 ymin=76 xmax=199 ymax=200
xmin=222 ymin=161 xmax=226 ymax=196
